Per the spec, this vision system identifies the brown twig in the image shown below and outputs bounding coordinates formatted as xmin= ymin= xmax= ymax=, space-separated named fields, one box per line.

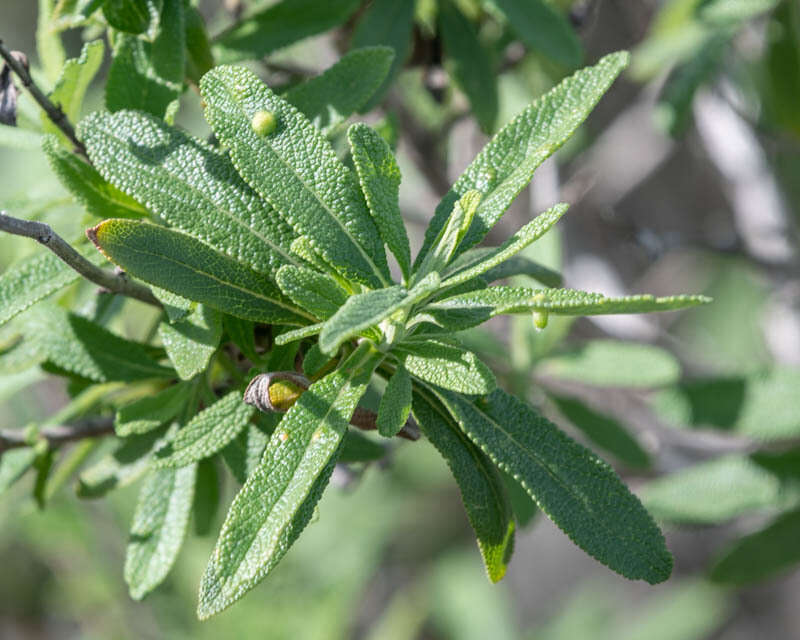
xmin=0 ymin=211 xmax=161 ymax=308
xmin=0 ymin=417 xmax=115 ymax=453
xmin=0 ymin=38 xmax=88 ymax=160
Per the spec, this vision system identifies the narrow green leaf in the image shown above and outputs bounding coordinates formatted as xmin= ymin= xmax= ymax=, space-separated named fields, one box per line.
xmin=710 ymin=508 xmax=800 ymax=584
xmin=377 ymin=364 xmax=412 ymax=437
xmin=302 ymin=343 xmax=332 ymax=378
xmin=115 ymin=383 xmax=190 ymax=436
xmin=43 ymin=40 xmax=104 ymax=144
xmin=502 ymin=470 xmax=538 ymax=528
xmin=197 ymin=342 xmax=383 ymax=619
xmin=285 ymin=47 xmax=394 ymax=135
xmin=439 ymin=1 xmax=498 ymax=133
xmin=125 ymin=463 xmax=197 ymax=600
xmin=223 ymin=315 xmax=263 ymax=364
xmin=88 ymin=219 xmax=313 ymax=325
xmin=200 ymin=65 xmax=391 ymax=288
xmin=152 ymin=286 xmax=192 ymax=323
xmin=155 ymin=391 xmax=255 ymax=468
xmin=213 ymin=0 xmax=361 ymax=63
xmin=436 ymin=387 xmax=673 ymax=583
xmin=103 ymin=0 xmax=160 ymax=34
xmin=319 ymin=273 xmax=440 ymax=356
xmin=276 ymin=265 xmax=349 ymax=321
xmin=396 ymin=339 xmax=496 ymax=395
xmin=158 ymin=305 xmax=223 ymax=380
xmin=79 ymin=110 xmax=300 ymax=279
xmin=464 ymin=251 xmax=562 ymax=287
xmin=348 ymin=123 xmax=411 ymax=280
xmin=417 ymin=191 xmax=482 ymax=278
xmin=37 ymin=0 xmax=66 ymax=84
xmin=423 ymin=287 xmax=710 ymax=331
xmin=441 ymin=203 xmax=568 ymax=287
xmin=30 ymin=306 xmax=174 ymax=382
xmin=184 ymin=5 xmax=214 ymax=84
xmin=43 ymin=135 xmax=148 ymax=219
xmin=550 ymin=394 xmax=651 ymax=469
xmin=193 ymin=458 xmax=221 ymax=536
xmin=640 ymin=455 xmax=783 ymax=524
xmin=274 ymin=322 xmax=325 ymax=346
xmin=488 ymin=0 xmax=582 ymax=68
xmin=415 ymin=52 xmax=629 ymax=266
xmin=0 ymin=448 xmax=37 ymax=495
xmin=350 ymin=0 xmax=415 ymax=110
xmin=220 ymin=419 xmax=273 ymax=484
xmin=413 ymin=387 xmax=514 ymax=582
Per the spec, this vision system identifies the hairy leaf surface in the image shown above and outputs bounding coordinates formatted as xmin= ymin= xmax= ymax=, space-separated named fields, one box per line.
xmin=396 ymin=339 xmax=495 ymax=395
xmin=115 ymin=383 xmax=191 ymax=436
xmin=377 ymin=364 xmax=412 ymax=437
xmin=276 ymin=265 xmax=349 ymax=321
xmin=158 ymin=305 xmax=223 ymax=380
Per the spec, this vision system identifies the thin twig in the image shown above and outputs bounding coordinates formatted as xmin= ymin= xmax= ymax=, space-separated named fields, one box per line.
xmin=0 ymin=38 xmax=88 ymax=160
xmin=0 ymin=417 xmax=115 ymax=453
xmin=0 ymin=211 xmax=161 ymax=308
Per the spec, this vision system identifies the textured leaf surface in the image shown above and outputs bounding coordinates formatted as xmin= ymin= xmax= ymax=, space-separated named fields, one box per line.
xmin=80 ymin=109 xmax=300 ymax=279
xmin=115 ymin=383 xmax=190 ymax=436
xmin=213 ymin=0 xmax=361 ymax=63
xmin=539 ymin=340 xmax=682 ymax=388
xmin=468 ymin=252 xmax=562 ymax=287
xmin=89 ymin=219 xmax=312 ymax=325
xmin=31 ymin=306 xmax=173 ymax=382
xmin=276 ymin=265 xmax=349 ymax=321
xmin=413 ymin=388 xmax=514 ymax=581
xmin=158 ymin=305 xmax=223 ymax=380
xmin=640 ymin=456 xmax=784 ymax=524
xmin=424 ymin=287 xmax=709 ymax=331
xmin=285 ymin=47 xmax=394 ymax=134
xmin=439 ymin=1 xmax=498 ymax=133
xmin=220 ymin=420 xmax=273 ymax=484
xmin=200 ymin=65 xmax=390 ymax=288
xmin=152 ymin=286 xmax=192 ymax=323
xmin=348 ymin=123 xmax=411 ymax=279
xmin=437 ymin=388 xmax=672 ymax=583
xmin=103 ymin=0 xmax=159 ymax=34
xmin=125 ymin=463 xmax=197 ymax=600
xmin=710 ymin=508 xmax=800 ymax=584
xmin=155 ymin=391 xmax=255 ymax=468
xmin=416 ymin=52 xmax=629 ymax=265
xmin=441 ymin=203 xmax=568 ymax=287
xmin=198 ymin=344 xmax=383 ymax=618
xmin=396 ymin=339 xmax=495 ymax=395
xmin=377 ymin=364 xmax=412 ymax=437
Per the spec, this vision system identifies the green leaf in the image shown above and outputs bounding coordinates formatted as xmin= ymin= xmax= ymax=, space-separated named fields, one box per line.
xmin=415 ymin=52 xmax=629 ymax=266
xmin=641 ymin=455 xmax=789 ymax=524
xmin=37 ymin=0 xmax=66 ymax=84
xmin=710 ymin=508 xmax=800 ymax=584
xmin=550 ymin=394 xmax=651 ymax=469
xmin=193 ymin=458 xmax=220 ymax=536
xmin=539 ymin=340 xmax=682 ymax=389
xmin=276 ymin=265 xmax=349 ymax=321
xmin=115 ymin=383 xmax=190 ymax=436
xmin=439 ymin=1 xmax=498 ymax=133
xmin=423 ymin=287 xmax=710 ymax=331
xmin=302 ymin=343 xmax=332 ymax=378
xmin=88 ymin=219 xmax=312 ymax=325
xmin=220 ymin=419 xmax=273 ymax=484
xmin=700 ymin=0 xmax=781 ymax=24
xmin=377 ymin=364 xmax=412 ymax=437
xmin=152 ymin=286 xmax=192 ymax=323
xmin=106 ymin=0 xmax=185 ymax=119
xmin=440 ymin=203 xmax=568 ymax=287
xmin=488 ymin=0 xmax=582 ymax=68
xmin=223 ymin=315 xmax=263 ymax=364
xmin=31 ymin=306 xmax=174 ymax=382
xmin=124 ymin=463 xmax=197 ymax=600
xmin=43 ymin=135 xmax=148 ymax=219
xmin=338 ymin=429 xmax=387 ymax=463
xmin=213 ymin=0 xmax=361 ymax=63
xmin=0 ymin=125 xmax=43 ymax=150
xmin=0 ymin=448 xmax=37 ymax=495
xmin=158 ymin=305 xmax=223 ymax=380
xmin=0 ymin=245 xmax=103 ymax=327
xmin=319 ymin=273 xmax=441 ymax=356
xmin=79 ymin=110 xmax=301 ymax=279
xmin=350 ymin=0 xmax=416 ymax=111
xmin=501 ymin=470 xmax=538 ymax=528
xmin=436 ymin=387 xmax=673 ymax=583
xmin=396 ymin=339 xmax=495 ymax=395
xmin=200 ymin=65 xmax=391 ymax=288
xmin=417 ymin=190 xmax=482 ymax=278
xmin=197 ymin=342 xmax=383 ymax=619
xmin=77 ymin=426 xmax=168 ymax=498
xmin=155 ymin=391 xmax=255 ymax=468
xmin=464 ymin=251 xmax=562 ymax=287
xmin=43 ymin=40 xmax=104 ymax=144
xmin=413 ymin=387 xmax=514 ymax=582
xmin=348 ymin=123 xmax=411 ymax=280
xmin=103 ymin=0 xmax=160 ymax=34
xmin=284 ymin=47 xmax=394 ymax=135
xmin=274 ymin=322 xmax=325 ymax=347
xmin=184 ymin=5 xmax=214 ymax=84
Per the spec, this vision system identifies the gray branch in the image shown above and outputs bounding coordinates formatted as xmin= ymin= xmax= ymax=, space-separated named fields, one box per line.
xmin=0 ymin=211 xmax=161 ymax=308
xmin=0 ymin=417 xmax=115 ymax=453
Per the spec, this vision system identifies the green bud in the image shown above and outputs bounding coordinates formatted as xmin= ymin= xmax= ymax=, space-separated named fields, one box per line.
xmin=532 ymin=310 xmax=549 ymax=331
xmin=251 ymin=110 xmax=276 ymax=136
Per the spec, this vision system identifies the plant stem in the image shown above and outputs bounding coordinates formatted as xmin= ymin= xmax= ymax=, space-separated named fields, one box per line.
xmin=0 ymin=417 xmax=115 ymax=453
xmin=0 ymin=38 xmax=89 ymax=161
xmin=0 ymin=211 xmax=162 ymax=308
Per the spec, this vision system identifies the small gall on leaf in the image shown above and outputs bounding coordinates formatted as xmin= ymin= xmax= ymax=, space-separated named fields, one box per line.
xmin=251 ymin=110 xmax=276 ymax=137
xmin=533 ymin=310 xmax=549 ymax=331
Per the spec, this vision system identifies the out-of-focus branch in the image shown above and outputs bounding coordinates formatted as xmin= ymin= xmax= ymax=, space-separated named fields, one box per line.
xmin=0 ymin=39 xmax=88 ymax=160
xmin=0 ymin=417 xmax=115 ymax=453
xmin=0 ymin=211 xmax=161 ymax=308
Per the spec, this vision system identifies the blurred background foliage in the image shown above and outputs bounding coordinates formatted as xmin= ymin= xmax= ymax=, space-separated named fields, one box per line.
xmin=1 ymin=0 xmax=799 ymax=637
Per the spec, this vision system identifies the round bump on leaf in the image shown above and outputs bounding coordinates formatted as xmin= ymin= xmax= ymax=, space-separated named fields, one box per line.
xmin=251 ymin=110 xmax=276 ymax=136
